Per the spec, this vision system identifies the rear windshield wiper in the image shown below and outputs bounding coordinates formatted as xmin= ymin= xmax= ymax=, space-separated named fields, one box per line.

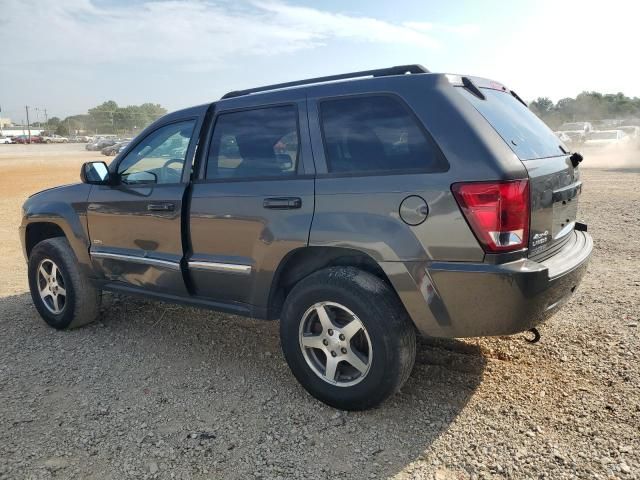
xmin=462 ymin=77 xmax=485 ymax=100
xmin=510 ymin=90 xmax=528 ymax=107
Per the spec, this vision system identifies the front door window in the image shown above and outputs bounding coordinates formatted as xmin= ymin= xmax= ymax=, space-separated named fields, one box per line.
xmin=117 ymin=120 xmax=196 ymax=185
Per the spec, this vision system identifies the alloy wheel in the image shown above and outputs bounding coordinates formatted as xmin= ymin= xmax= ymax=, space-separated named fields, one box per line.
xmin=298 ymin=301 xmax=372 ymax=387
xmin=37 ymin=258 xmax=67 ymax=314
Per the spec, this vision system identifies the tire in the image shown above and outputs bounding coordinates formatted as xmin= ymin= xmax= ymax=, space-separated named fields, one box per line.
xmin=280 ymin=267 xmax=416 ymax=410
xmin=28 ymin=237 xmax=101 ymax=330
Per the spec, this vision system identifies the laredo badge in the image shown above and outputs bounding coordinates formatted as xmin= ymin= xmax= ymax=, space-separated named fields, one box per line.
xmin=532 ymin=230 xmax=550 ymax=247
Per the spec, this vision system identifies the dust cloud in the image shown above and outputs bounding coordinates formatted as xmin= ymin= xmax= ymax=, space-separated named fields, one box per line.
xmin=579 ymin=145 xmax=640 ymax=169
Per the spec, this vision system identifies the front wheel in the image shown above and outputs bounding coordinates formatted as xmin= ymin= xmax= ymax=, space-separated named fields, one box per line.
xmin=280 ymin=267 xmax=416 ymax=410
xmin=28 ymin=237 xmax=101 ymax=329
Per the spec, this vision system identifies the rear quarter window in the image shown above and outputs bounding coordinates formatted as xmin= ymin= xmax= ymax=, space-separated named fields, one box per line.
xmin=458 ymin=87 xmax=565 ymax=160
xmin=319 ymin=95 xmax=448 ymax=174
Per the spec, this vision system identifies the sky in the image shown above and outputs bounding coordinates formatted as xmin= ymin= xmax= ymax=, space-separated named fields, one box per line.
xmin=1 ymin=0 xmax=638 ymax=123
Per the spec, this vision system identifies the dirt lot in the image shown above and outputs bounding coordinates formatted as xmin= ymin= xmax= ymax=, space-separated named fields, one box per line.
xmin=0 ymin=144 xmax=638 ymax=479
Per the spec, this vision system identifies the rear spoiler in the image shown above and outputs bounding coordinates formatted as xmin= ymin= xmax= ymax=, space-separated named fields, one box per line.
xmin=445 ymin=74 xmax=508 ymax=91
xmin=446 ymin=74 xmax=528 ymax=107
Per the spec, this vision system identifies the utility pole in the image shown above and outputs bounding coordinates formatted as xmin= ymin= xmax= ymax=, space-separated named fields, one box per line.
xmin=0 ymin=104 xmax=3 ymax=136
xmin=44 ymin=108 xmax=49 ymax=134
xmin=25 ymin=105 xmax=31 ymax=143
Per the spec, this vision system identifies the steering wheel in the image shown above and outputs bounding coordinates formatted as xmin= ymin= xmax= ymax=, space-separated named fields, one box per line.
xmin=160 ymin=158 xmax=184 ymax=183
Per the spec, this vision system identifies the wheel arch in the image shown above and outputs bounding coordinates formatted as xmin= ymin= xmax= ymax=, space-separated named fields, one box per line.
xmin=25 ymin=222 xmax=66 ymax=258
xmin=266 ymin=246 xmax=396 ymax=320
xmin=21 ymin=193 xmax=94 ymax=280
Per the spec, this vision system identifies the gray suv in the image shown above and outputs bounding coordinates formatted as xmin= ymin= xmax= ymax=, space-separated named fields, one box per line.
xmin=20 ymin=65 xmax=592 ymax=410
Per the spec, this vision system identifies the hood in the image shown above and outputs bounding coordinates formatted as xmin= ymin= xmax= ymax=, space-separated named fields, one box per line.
xmin=23 ymin=183 xmax=92 ymax=215
xmin=28 ymin=183 xmax=79 ymax=199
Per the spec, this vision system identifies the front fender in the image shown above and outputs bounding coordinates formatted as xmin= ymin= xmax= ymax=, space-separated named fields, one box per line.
xmin=20 ymin=184 xmax=94 ymax=277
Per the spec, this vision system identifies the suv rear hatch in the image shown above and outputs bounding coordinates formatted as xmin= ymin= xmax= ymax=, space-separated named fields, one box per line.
xmin=454 ymin=78 xmax=582 ymax=259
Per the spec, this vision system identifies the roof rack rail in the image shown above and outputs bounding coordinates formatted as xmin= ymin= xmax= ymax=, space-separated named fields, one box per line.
xmin=221 ymin=64 xmax=429 ymax=100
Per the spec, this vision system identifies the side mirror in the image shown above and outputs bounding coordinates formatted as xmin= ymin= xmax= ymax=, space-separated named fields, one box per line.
xmin=121 ymin=171 xmax=157 ymax=185
xmin=81 ymin=161 xmax=110 ymax=185
xmin=275 ymin=153 xmax=293 ymax=170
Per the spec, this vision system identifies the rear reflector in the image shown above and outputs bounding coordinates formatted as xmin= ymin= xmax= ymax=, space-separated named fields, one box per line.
xmin=452 ymin=180 xmax=530 ymax=253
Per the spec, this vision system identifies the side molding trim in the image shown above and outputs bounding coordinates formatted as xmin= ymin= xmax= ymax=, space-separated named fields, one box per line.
xmin=90 ymin=251 xmax=181 ymax=271
xmin=188 ymin=261 xmax=252 ymax=275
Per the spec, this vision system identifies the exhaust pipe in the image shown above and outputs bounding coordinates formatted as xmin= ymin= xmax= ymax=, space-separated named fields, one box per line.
xmin=525 ymin=327 xmax=541 ymax=344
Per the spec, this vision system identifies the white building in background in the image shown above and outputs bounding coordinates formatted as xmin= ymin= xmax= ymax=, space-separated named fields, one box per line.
xmin=1 ymin=128 xmax=44 ymax=137
xmin=1 ymin=118 xmax=48 ymax=137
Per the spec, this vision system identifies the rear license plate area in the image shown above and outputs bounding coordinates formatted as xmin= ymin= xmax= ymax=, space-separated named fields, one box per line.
xmin=552 ymin=197 xmax=579 ymax=237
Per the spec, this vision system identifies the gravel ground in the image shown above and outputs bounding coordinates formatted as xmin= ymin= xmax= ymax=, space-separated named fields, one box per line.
xmin=0 ymin=145 xmax=638 ymax=479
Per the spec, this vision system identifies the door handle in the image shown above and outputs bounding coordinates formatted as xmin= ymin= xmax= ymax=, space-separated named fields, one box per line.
xmin=263 ymin=197 xmax=302 ymax=210
xmin=147 ymin=203 xmax=175 ymax=212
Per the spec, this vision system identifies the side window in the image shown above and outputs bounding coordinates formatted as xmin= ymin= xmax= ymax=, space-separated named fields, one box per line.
xmin=206 ymin=105 xmax=299 ymax=180
xmin=319 ymin=95 xmax=447 ymax=174
xmin=117 ymin=120 xmax=195 ymax=185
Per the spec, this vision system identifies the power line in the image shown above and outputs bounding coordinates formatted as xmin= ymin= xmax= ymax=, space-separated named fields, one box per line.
xmin=25 ymin=106 xmax=31 ymax=142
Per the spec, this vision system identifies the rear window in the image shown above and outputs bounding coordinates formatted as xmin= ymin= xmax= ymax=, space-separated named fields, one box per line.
xmin=590 ymin=131 xmax=618 ymax=140
xmin=458 ymin=87 xmax=565 ymax=160
xmin=319 ymin=95 xmax=448 ymax=174
xmin=206 ymin=105 xmax=299 ymax=180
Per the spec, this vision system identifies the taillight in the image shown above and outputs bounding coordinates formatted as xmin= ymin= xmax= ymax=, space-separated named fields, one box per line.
xmin=451 ymin=180 xmax=530 ymax=253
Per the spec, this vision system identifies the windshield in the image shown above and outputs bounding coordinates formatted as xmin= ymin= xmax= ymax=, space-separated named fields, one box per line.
xmin=457 ymin=87 xmax=565 ymax=160
xmin=590 ymin=131 xmax=618 ymax=140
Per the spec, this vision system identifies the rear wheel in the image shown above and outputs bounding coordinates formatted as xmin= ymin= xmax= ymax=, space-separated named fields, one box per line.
xmin=28 ymin=237 xmax=101 ymax=329
xmin=280 ymin=267 xmax=416 ymax=410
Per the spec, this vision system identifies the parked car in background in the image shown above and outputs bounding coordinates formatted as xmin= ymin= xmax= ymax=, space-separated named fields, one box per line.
xmin=559 ymin=122 xmax=593 ymax=134
xmin=0 ymin=136 xmax=13 ymax=144
xmin=101 ymin=141 xmax=129 ymax=156
xmin=70 ymin=135 xmax=94 ymax=143
xmin=69 ymin=135 xmax=93 ymax=143
xmin=41 ymin=134 xmax=69 ymax=144
xmin=558 ymin=122 xmax=593 ymax=145
xmin=20 ymin=65 xmax=592 ymax=410
xmin=557 ymin=130 xmax=585 ymax=146
xmin=596 ymin=119 xmax=623 ymax=130
xmin=554 ymin=131 xmax=573 ymax=147
xmin=14 ymin=135 xmax=43 ymax=144
xmin=618 ymin=126 xmax=640 ymax=147
xmin=86 ymin=138 xmax=117 ymax=151
xmin=583 ymin=130 xmax=631 ymax=149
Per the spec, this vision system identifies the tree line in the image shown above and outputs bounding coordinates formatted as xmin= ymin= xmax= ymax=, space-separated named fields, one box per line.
xmin=41 ymin=101 xmax=167 ymax=136
xmin=32 ymin=91 xmax=640 ymax=136
xmin=529 ymin=91 xmax=640 ymax=130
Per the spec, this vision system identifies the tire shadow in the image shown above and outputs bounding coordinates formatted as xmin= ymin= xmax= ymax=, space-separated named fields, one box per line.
xmin=0 ymin=292 xmax=486 ymax=479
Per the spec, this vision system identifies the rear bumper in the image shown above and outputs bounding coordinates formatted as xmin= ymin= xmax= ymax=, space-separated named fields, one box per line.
xmin=381 ymin=229 xmax=592 ymax=338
